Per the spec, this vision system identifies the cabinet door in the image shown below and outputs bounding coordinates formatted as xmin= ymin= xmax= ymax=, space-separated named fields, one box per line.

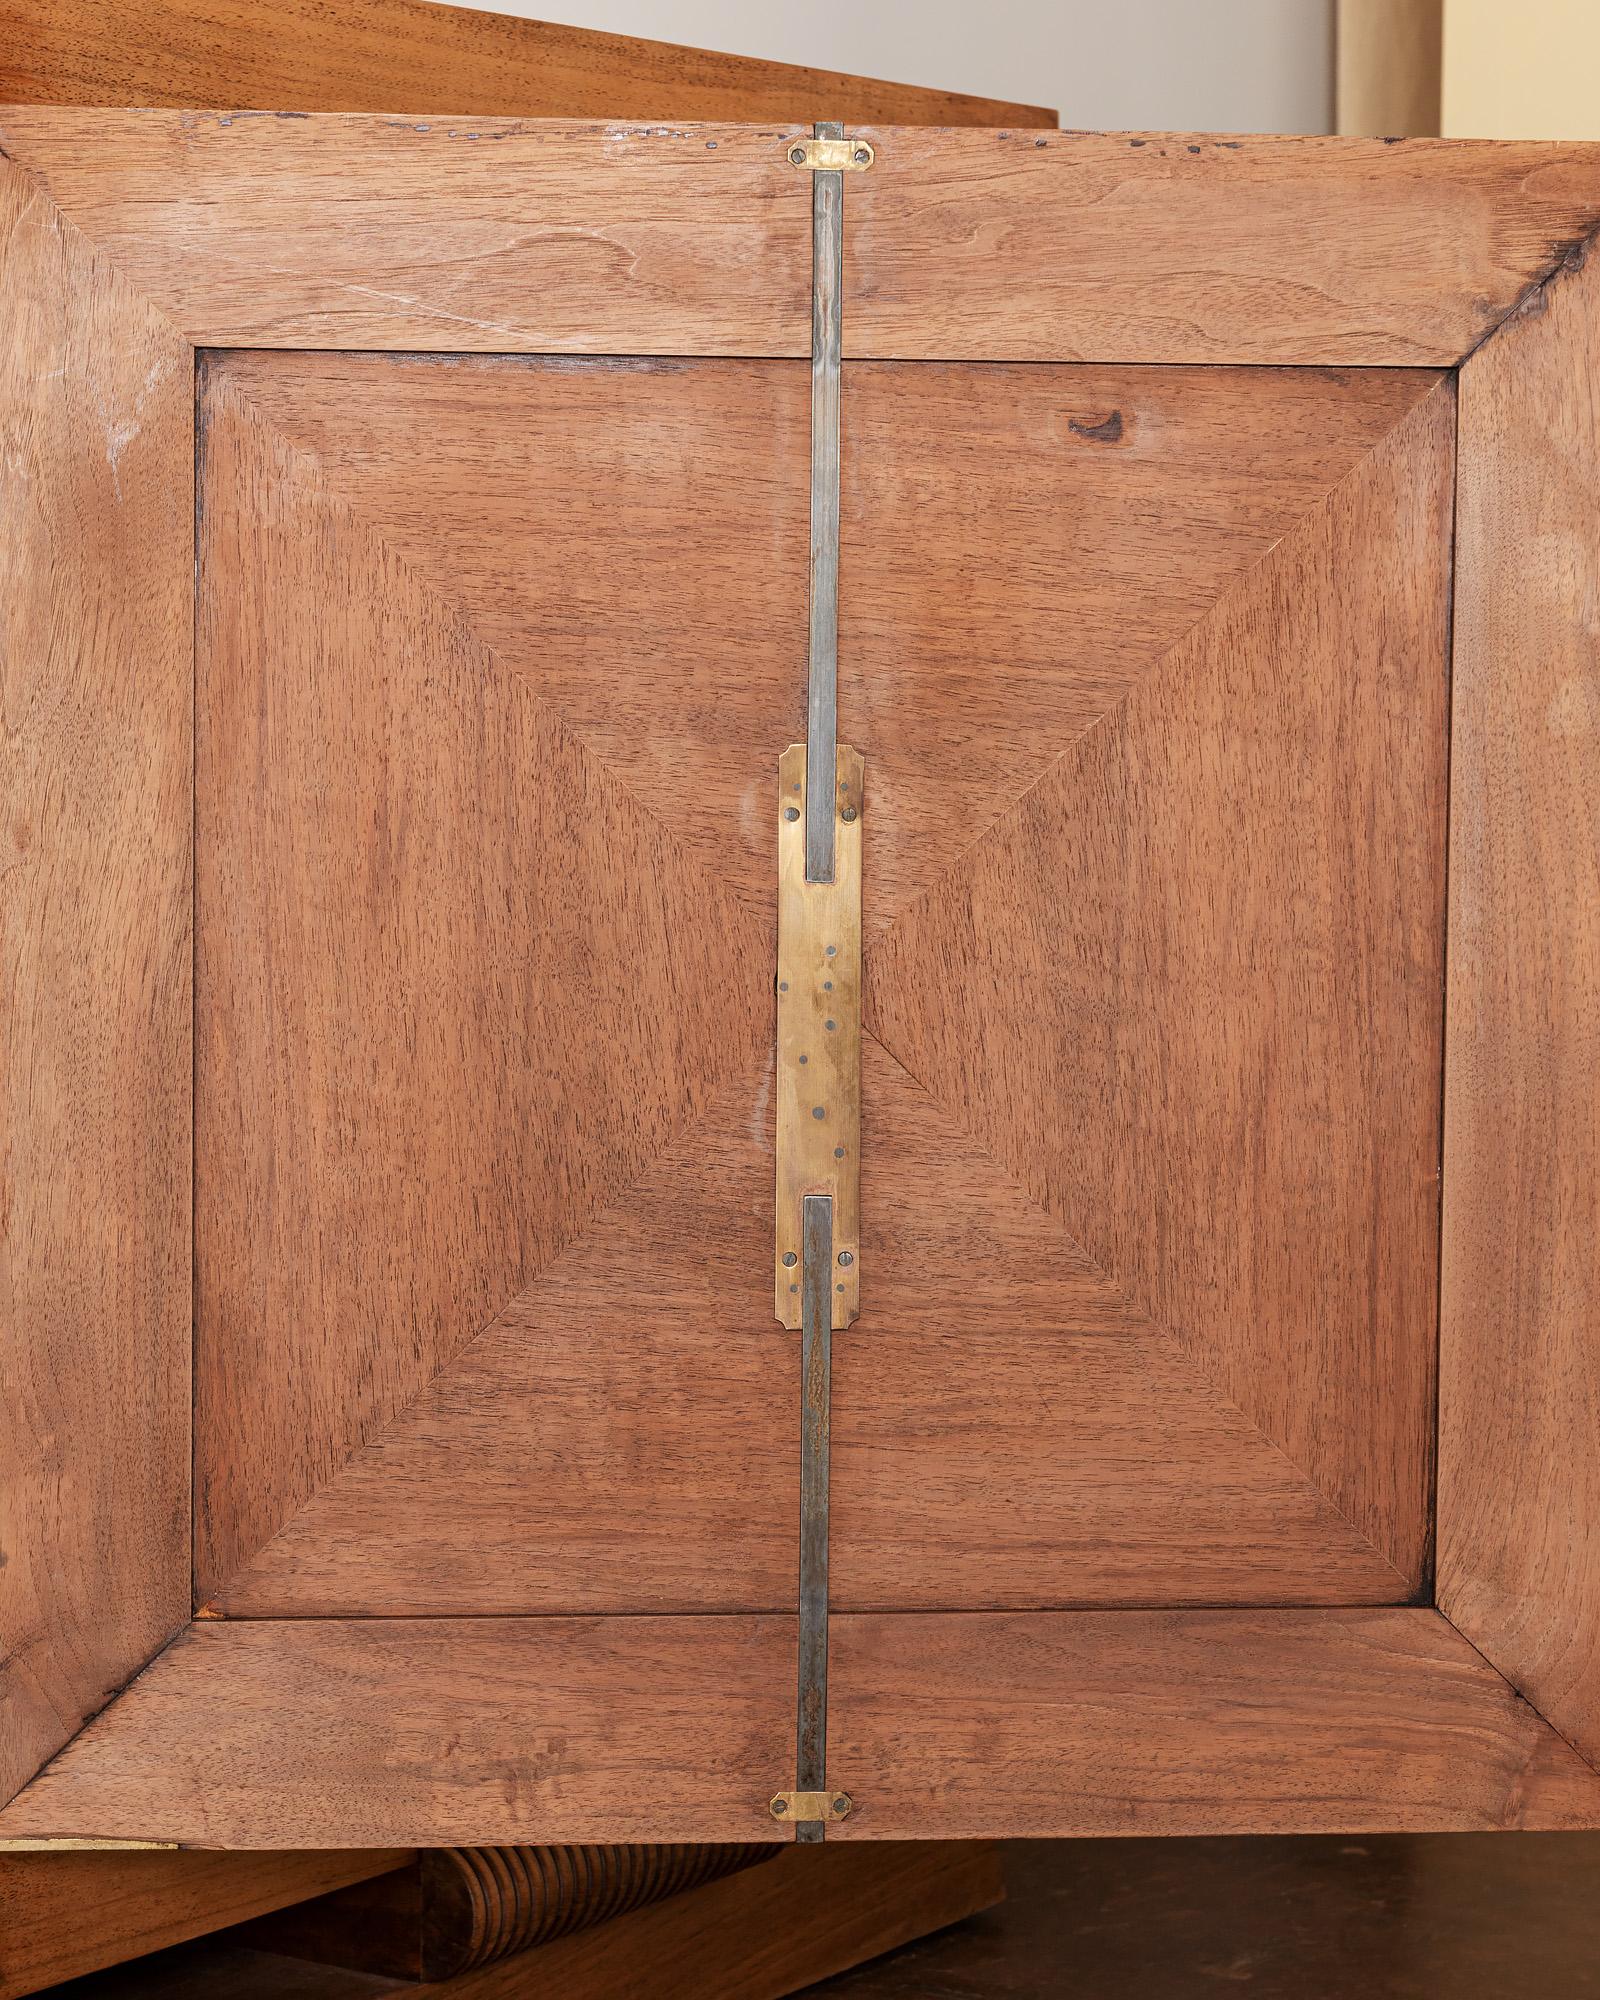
xmin=6 ymin=114 xmax=1600 ymax=1850
xmin=834 ymin=358 xmax=1449 ymax=1611
xmin=195 ymin=351 xmax=806 ymax=1617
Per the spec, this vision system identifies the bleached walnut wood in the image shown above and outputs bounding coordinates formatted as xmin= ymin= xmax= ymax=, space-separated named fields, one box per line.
xmin=194 ymin=359 xmax=778 ymax=1603
xmin=0 ymin=156 xmax=190 ymax=1808
xmin=0 ymin=1620 xmax=796 ymax=1848
xmin=843 ymin=130 xmax=1600 ymax=363
xmin=4 ymin=116 xmax=1600 ymax=364
xmin=864 ymin=378 xmax=1453 ymax=1590
xmin=1440 ymin=243 xmax=1600 ymax=1771
xmin=828 ymin=1611 xmax=1600 ymax=1838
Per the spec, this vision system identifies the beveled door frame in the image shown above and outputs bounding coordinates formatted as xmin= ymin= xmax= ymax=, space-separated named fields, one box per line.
xmin=2 ymin=109 xmax=1597 ymax=1845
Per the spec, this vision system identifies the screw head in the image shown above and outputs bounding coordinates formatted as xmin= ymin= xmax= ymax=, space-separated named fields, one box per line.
xmin=789 ymin=146 xmax=806 ymax=165
xmin=838 ymin=1250 xmax=854 ymax=1267
xmin=771 ymin=1795 xmax=790 ymax=1815
xmin=812 ymin=1106 xmax=826 ymax=1120
xmin=853 ymin=146 xmax=870 ymax=164
xmin=841 ymin=806 xmax=857 ymax=822
xmin=784 ymin=805 xmax=799 ymax=821
xmin=782 ymin=1252 xmax=797 ymax=1267
xmin=832 ymin=1792 xmax=852 ymax=1815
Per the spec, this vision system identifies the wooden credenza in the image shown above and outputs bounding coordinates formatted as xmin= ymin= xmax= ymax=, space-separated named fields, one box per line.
xmin=2 ymin=103 xmax=1597 ymax=1851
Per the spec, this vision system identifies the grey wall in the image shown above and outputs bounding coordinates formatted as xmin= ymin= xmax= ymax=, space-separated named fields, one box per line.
xmin=450 ymin=0 xmax=1335 ymax=133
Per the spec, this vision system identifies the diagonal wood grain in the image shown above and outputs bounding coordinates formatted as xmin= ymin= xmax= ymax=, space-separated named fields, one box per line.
xmin=831 ymin=1038 xmax=1411 ymax=1610
xmin=839 ymin=361 xmax=1444 ymax=932
xmin=195 ymin=375 xmax=769 ymax=1598
xmin=827 ymin=1610 xmax=1600 ymax=1838
xmin=1440 ymin=240 xmax=1600 ymax=1770
xmin=210 ymin=1061 xmax=794 ymax=1616
xmin=867 ymin=382 xmax=1454 ymax=1586
xmin=0 ymin=156 xmax=190 ymax=1805
xmin=208 ymin=350 xmax=809 ymax=922
xmin=0 ymin=1618 xmax=796 ymax=1848
xmin=843 ymin=130 xmax=1600 ymax=365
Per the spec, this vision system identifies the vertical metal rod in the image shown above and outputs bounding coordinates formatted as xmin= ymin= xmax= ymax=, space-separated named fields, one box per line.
xmin=804 ymin=120 xmax=843 ymax=886
xmin=795 ymin=1192 xmax=833 ymax=1841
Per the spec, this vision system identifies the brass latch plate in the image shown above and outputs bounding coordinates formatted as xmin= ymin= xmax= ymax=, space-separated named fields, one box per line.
xmin=776 ymin=743 xmax=862 ymax=1330
xmin=770 ymin=1790 xmax=852 ymax=1823
xmin=786 ymin=135 xmax=875 ymax=171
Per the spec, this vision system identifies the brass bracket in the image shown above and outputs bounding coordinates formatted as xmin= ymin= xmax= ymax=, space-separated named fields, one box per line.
xmin=776 ymin=743 xmax=862 ymax=1330
xmin=786 ymin=135 xmax=875 ymax=172
xmin=770 ymin=1790 xmax=852 ymax=1824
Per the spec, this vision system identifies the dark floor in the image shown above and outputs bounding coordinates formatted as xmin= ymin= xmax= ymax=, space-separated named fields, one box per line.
xmin=37 ymin=1833 xmax=1600 ymax=1997
xmin=808 ymin=1834 xmax=1600 ymax=1998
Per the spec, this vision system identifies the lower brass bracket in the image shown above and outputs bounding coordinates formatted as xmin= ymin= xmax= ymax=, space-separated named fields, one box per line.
xmin=770 ymin=1791 xmax=852 ymax=1824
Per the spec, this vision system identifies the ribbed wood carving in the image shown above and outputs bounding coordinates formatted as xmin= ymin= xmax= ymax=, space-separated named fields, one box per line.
xmin=421 ymin=1843 xmax=783 ymax=1977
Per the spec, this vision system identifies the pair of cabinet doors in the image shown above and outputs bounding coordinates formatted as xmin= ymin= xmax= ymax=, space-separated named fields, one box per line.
xmin=3 ymin=111 xmax=1599 ymax=1848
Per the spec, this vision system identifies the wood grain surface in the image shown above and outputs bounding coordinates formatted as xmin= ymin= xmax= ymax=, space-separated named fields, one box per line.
xmin=0 ymin=1847 xmax=409 ymax=1998
xmin=0 ymin=109 xmax=813 ymax=355
xmin=827 ymin=1611 xmax=1600 ymax=1838
xmin=209 ymin=1065 xmax=795 ymax=1616
xmin=4 ymin=115 xmax=1600 ymax=364
xmin=196 ymin=357 xmax=777 ymax=1602
xmin=839 ymin=360 xmax=1445 ymax=935
xmin=831 ymin=1043 xmax=1417 ymax=1610
xmin=0 ymin=157 xmax=191 ymax=1805
xmin=0 ymin=1619 xmax=795 ymax=1848
xmin=864 ymin=377 xmax=1453 ymax=1592
xmin=842 ymin=130 xmax=1600 ymax=363
xmin=197 ymin=350 xmax=808 ymax=919
xmin=1439 ymin=243 xmax=1600 ymax=1770
xmin=0 ymin=0 xmax=1053 ymax=127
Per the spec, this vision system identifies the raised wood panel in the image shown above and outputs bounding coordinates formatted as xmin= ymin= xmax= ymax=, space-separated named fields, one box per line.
xmin=0 ymin=1620 xmax=795 ymax=1848
xmin=844 ymin=130 xmax=1600 ymax=363
xmin=866 ymin=381 xmax=1453 ymax=1588
xmin=827 ymin=1612 xmax=1600 ymax=1838
xmin=5 ymin=116 xmax=1600 ymax=364
xmin=0 ymin=158 xmax=190 ymax=1805
xmin=1440 ymin=244 xmax=1600 ymax=1768
xmin=204 ymin=350 xmax=808 ymax=921
xmin=0 ymin=1847 xmax=410 ymax=1999
xmin=839 ymin=360 xmax=1443 ymax=934
xmin=211 ymin=1065 xmax=794 ymax=1616
xmin=0 ymin=109 xmax=811 ymax=355
xmin=195 ymin=364 xmax=772 ymax=1598
xmin=0 ymin=0 xmax=1053 ymax=127
xmin=831 ymin=1039 xmax=1414 ymax=1610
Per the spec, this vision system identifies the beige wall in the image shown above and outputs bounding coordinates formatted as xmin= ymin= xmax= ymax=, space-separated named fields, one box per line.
xmin=446 ymin=0 xmax=1336 ymax=132
xmin=1444 ymin=0 xmax=1600 ymax=137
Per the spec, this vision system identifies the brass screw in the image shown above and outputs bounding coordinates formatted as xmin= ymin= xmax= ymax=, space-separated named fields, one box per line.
xmin=789 ymin=145 xmax=807 ymax=165
xmin=838 ymin=1251 xmax=853 ymax=1267
xmin=832 ymin=1793 xmax=852 ymax=1816
xmin=783 ymin=1252 xmax=797 ymax=1268
xmin=853 ymin=148 xmax=870 ymax=164
xmin=841 ymin=806 xmax=857 ymax=822
xmin=784 ymin=806 xmax=799 ymax=821
xmin=771 ymin=1796 xmax=790 ymax=1816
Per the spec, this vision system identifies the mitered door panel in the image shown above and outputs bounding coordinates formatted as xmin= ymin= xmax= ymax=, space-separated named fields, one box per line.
xmin=195 ymin=353 xmax=802 ymax=1608
xmin=842 ymin=365 xmax=1452 ymax=1604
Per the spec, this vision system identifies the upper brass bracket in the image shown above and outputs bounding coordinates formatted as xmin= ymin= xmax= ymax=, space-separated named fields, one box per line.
xmin=787 ymin=135 xmax=875 ymax=171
